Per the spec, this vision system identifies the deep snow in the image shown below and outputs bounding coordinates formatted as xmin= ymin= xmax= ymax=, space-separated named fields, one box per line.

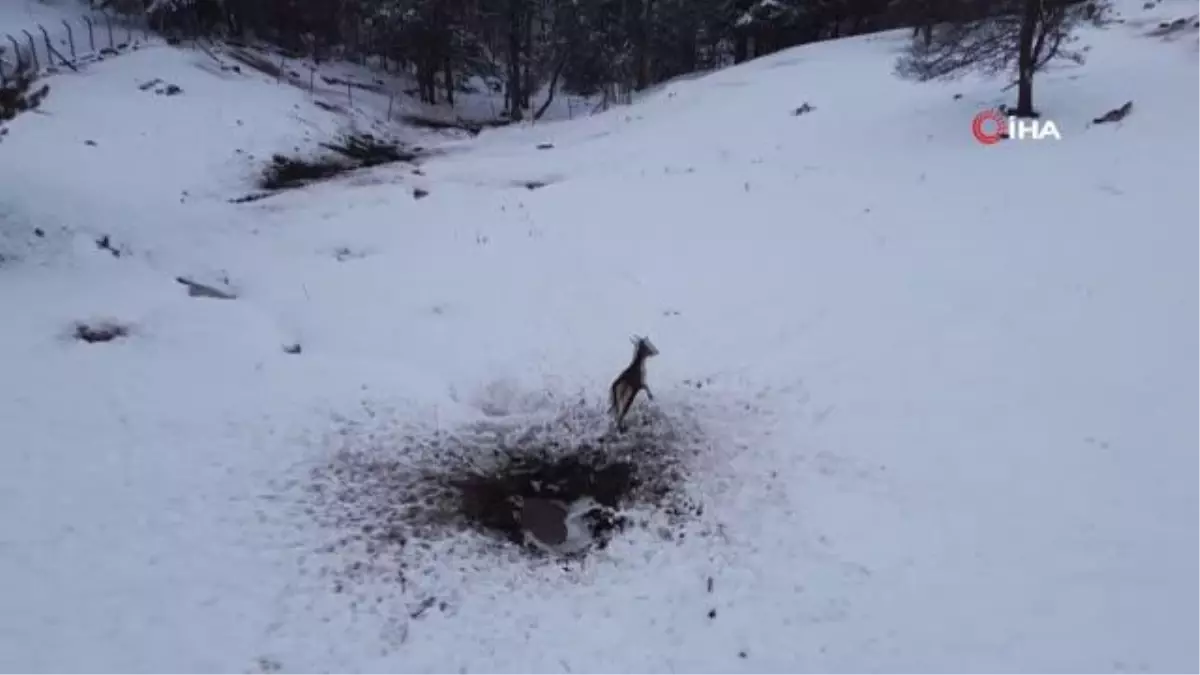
xmin=0 ymin=0 xmax=1197 ymax=672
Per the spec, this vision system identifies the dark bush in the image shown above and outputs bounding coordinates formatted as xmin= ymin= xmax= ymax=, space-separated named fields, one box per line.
xmin=260 ymin=153 xmax=354 ymax=189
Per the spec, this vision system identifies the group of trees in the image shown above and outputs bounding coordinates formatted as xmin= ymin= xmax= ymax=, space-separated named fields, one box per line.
xmin=100 ymin=0 xmax=1104 ymax=119
xmin=117 ymin=0 xmax=924 ymax=119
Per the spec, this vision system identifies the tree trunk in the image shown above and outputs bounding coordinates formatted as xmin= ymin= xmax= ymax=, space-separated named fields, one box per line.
xmin=633 ymin=0 xmax=651 ymax=90
xmin=533 ymin=50 xmax=569 ymax=120
xmin=1015 ymin=70 xmax=1033 ymax=116
xmin=422 ymin=48 xmax=438 ymax=105
xmin=680 ymin=31 xmax=696 ymax=73
xmin=506 ymin=0 xmax=524 ymax=120
xmin=521 ymin=6 xmax=534 ymax=110
xmin=444 ymin=56 xmax=454 ymax=107
xmin=1014 ymin=0 xmax=1038 ymax=116
xmin=733 ymin=32 xmax=748 ymax=63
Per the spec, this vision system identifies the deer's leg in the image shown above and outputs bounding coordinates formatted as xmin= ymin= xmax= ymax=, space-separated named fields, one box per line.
xmin=641 ymin=385 xmax=653 ymax=401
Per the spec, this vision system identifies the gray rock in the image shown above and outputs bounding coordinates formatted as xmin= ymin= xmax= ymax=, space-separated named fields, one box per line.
xmin=176 ymin=276 xmax=237 ymax=300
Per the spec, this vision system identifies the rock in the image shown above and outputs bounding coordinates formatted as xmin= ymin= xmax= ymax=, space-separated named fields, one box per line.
xmin=536 ymin=142 xmax=554 ymax=150
xmin=1093 ymin=100 xmax=1133 ymax=125
xmin=413 ymin=188 xmax=429 ymax=200
xmin=229 ymin=192 xmax=271 ymax=204
xmin=74 ymin=320 xmax=128 ymax=343
xmin=95 ymin=235 xmax=121 ymax=258
xmin=176 ymin=276 xmax=237 ymax=300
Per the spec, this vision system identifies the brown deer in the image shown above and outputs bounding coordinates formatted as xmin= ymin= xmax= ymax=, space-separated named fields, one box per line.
xmin=610 ymin=336 xmax=658 ymax=432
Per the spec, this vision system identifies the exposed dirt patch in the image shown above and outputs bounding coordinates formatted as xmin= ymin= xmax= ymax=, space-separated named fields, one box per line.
xmin=320 ymin=133 xmax=418 ymax=166
xmin=303 ymin=397 xmax=708 ymax=589
xmin=223 ymin=47 xmax=286 ymax=79
xmin=398 ymin=113 xmax=511 ymax=137
xmin=452 ymin=445 xmax=637 ymax=552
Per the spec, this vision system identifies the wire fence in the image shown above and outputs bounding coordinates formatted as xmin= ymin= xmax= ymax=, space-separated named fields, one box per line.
xmin=0 ymin=11 xmax=151 ymax=84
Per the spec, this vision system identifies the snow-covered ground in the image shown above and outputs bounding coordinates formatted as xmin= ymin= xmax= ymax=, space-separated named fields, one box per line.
xmin=0 ymin=0 xmax=1196 ymax=671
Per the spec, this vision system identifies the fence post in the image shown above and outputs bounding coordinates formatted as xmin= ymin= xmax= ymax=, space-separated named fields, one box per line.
xmin=7 ymin=35 xmax=22 ymax=72
xmin=84 ymin=16 xmax=95 ymax=52
xmin=39 ymin=25 xmax=57 ymax=66
xmin=62 ymin=19 xmax=76 ymax=60
xmin=21 ymin=30 xmax=38 ymax=71
xmin=41 ymin=25 xmax=76 ymax=71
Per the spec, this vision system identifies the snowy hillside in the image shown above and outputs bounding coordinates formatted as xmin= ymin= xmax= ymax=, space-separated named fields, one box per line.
xmin=0 ymin=0 xmax=1196 ymax=671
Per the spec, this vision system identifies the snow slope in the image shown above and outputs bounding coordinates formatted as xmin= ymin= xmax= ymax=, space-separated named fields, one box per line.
xmin=0 ymin=0 xmax=87 ymax=37
xmin=0 ymin=0 xmax=1196 ymax=671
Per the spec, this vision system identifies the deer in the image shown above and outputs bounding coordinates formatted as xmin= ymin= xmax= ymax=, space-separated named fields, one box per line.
xmin=610 ymin=335 xmax=659 ymax=432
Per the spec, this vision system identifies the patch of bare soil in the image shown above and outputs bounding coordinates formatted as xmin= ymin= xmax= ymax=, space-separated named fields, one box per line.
xmin=303 ymin=398 xmax=708 ymax=588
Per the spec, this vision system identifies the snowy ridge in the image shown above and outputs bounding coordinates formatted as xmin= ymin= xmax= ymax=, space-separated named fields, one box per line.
xmin=0 ymin=0 xmax=1196 ymax=670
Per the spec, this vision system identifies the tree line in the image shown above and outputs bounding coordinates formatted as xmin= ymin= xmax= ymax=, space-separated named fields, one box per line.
xmin=99 ymin=0 xmax=1107 ymax=120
